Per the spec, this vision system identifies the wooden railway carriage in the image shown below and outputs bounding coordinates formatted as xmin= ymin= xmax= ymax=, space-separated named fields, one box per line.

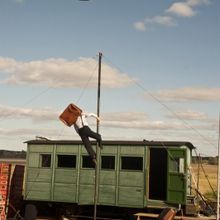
xmin=24 ymin=139 xmax=195 ymax=214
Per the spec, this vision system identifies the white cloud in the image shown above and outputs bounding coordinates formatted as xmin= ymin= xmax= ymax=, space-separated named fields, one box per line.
xmin=152 ymin=87 xmax=220 ymax=102
xmin=101 ymin=111 xmax=211 ymax=131
xmin=186 ymin=0 xmax=211 ymax=7
xmin=166 ymin=0 xmax=212 ymax=17
xmin=166 ymin=2 xmax=196 ymax=17
xmin=145 ymin=16 xmax=177 ymax=26
xmin=134 ymin=0 xmax=212 ymax=31
xmin=0 ymin=104 xmax=206 ymax=131
xmin=0 ymin=127 xmax=76 ymax=141
xmin=0 ymin=57 xmax=134 ymax=88
xmin=97 ymin=111 xmax=175 ymax=130
xmin=134 ymin=16 xmax=176 ymax=31
xmin=102 ymin=112 xmax=148 ymax=122
xmin=0 ymin=104 xmax=59 ymax=122
xmin=0 ymin=105 xmax=217 ymax=154
xmin=133 ymin=21 xmax=146 ymax=31
xmin=166 ymin=109 xmax=208 ymax=120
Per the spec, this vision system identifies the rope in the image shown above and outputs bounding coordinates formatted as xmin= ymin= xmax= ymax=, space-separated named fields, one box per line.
xmin=103 ymin=55 xmax=219 ymax=203
xmin=0 ymin=88 xmax=53 ymax=124
xmin=56 ymin=59 xmax=98 ymax=139
xmin=153 ymin=140 xmax=196 ymax=188
xmin=194 ymin=148 xmax=217 ymax=198
xmin=0 ymin=56 xmax=98 ymax=142
xmin=75 ymin=62 xmax=98 ymax=104
xmin=103 ymin=55 xmax=217 ymax=151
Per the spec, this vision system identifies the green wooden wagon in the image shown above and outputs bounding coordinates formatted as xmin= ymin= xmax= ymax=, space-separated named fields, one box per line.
xmin=24 ymin=139 xmax=195 ymax=217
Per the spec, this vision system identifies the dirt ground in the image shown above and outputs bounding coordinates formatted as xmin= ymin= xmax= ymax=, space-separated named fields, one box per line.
xmin=191 ymin=163 xmax=218 ymax=199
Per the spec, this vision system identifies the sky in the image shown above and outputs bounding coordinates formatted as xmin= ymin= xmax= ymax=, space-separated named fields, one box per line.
xmin=0 ymin=0 xmax=219 ymax=156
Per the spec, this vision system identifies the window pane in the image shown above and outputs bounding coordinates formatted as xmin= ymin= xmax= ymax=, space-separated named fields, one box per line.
xmin=57 ymin=155 xmax=76 ymax=168
xmin=179 ymin=158 xmax=184 ymax=173
xmin=82 ymin=155 xmax=95 ymax=168
xmin=41 ymin=154 xmax=51 ymax=168
xmin=170 ymin=158 xmax=178 ymax=172
xmin=101 ymin=156 xmax=115 ymax=170
xmin=121 ymin=156 xmax=143 ymax=171
xmin=170 ymin=157 xmax=185 ymax=173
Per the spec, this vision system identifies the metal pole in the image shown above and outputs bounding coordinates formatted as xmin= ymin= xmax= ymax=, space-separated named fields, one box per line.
xmin=217 ymin=113 xmax=220 ymax=220
xmin=94 ymin=52 xmax=102 ymax=220
xmin=197 ymin=154 xmax=200 ymax=199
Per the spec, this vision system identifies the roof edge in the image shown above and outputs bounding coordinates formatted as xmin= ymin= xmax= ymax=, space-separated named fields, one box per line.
xmin=24 ymin=139 xmax=195 ymax=149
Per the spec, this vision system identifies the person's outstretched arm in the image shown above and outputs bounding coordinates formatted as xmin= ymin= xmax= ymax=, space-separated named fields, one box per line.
xmin=83 ymin=112 xmax=100 ymax=121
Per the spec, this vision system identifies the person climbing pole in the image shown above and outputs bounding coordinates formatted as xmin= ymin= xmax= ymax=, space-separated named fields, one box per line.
xmin=59 ymin=104 xmax=103 ymax=166
xmin=73 ymin=110 xmax=102 ymax=165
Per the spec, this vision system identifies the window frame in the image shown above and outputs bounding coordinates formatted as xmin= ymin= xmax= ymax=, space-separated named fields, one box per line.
xmin=170 ymin=157 xmax=185 ymax=173
xmin=120 ymin=156 xmax=143 ymax=171
xmin=56 ymin=154 xmax=77 ymax=169
xmin=40 ymin=154 xmax=51 ymax=168
xmin=81 ymin=155 xmax=95 ymax=169
xmin=101 ymin=155 xmax=115 ymax=170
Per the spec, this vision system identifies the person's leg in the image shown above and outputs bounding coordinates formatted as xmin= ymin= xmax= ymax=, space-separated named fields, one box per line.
xmin=79 ymin=129 xmax=96 ymax=159
xmin=81 ymin=135 xmax=96 ymax=159
xmin=79 ymin=134 xmax=97 ymax=166
xmin=83 ymin=126 xmax=102 ymax=148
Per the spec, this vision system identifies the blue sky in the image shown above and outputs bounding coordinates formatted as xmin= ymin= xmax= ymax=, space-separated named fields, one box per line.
xmin=0 ymin=0 xmax=219 ymax=156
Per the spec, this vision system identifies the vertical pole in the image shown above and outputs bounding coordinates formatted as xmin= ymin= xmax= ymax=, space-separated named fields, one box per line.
xmin=217 ymin=113 xmax=220 ymax=220
xmin=96 ymin=53 xmax=102 ymax=133
xmin=196 ymin=154 xmax=200 ymax=199
xmin=94 ymin=52 xmax=102 ymax=220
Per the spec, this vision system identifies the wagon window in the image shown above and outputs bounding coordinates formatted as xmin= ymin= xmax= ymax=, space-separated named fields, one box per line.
xmin=82 ymin=155 xmax=95 ymax=168
xmin=57 ymin=155 xmax=76 ymax=168
xmin=121 ymin=156 xmax=143 ymax=171
xmin=170 ymin=157 xmax=184 ymax=173
xmin=101 ymin=156 xmax=115 ymax=170
xmin=40 ymin=154 xmax=51 ymax=168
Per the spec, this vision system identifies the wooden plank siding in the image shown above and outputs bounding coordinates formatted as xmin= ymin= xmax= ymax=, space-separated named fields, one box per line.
xmin=24 ymin=140 xmax=194 ymax=209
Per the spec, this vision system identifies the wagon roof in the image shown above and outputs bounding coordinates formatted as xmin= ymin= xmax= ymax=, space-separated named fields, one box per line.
xmin=25 ymin=139 xmax=195 ymax=149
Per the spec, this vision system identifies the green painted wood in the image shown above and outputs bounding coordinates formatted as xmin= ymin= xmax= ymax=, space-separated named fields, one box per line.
xmin=53 ymin=183 xmax=77 ymax=202
xmin=167 ymin=148 xmax=187 ymax=204
xmin=56 ymin=145 xmax=79 ymax=153
xmin=28 ymin=153 xmax=39 ymax=167
xmin=100 ymin=146 xmax=117 ymax=154
xmin=79 ymin=170 xmax=95 ymax=184
xmin=78 ymin=185 xmax=95 ymax=204
xmin=25 ymin=141 xmax=191 ymax=208
xmin=118 ymin=186 xmax=144 ymax=207
xmin=98 ymin=185 xmax=116 ymax=205
xmin=29 ymin=144 xmax=53 ymax=153
xmin=120 ymin=146 xmax=145 ymax=155
xmin=99 ymin=169 xmax=117 ymax=205
xmin=26 ymin=182 xmax=51 ymax=200
xmin=119 ymin=172 xmax=144 ymax=187
xmin=54 ymin=169 xmax=77 ymax=184
xmin=99 ymin=170 xmax=116 ymax=185
xmin=27 ymin=168 xmax=52 ymax=182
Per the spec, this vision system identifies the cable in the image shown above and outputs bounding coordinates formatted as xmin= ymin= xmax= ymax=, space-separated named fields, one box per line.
xmin=104 ymin=55 xmax=219 ymax=203
xmin=103 ymin=55 xmax=217 ymax=152
xmin=56 ymin=56 xmax=99 ymax=139
xmin=0 ymin=87 xmax=52 ymax=123
xmin=75 ymin=60 xmax=98 ymax=104
xmin=194 ymin=148 xmax=217 ymax=198
xmin=0 ymin=56 xmax=97 ymax=123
